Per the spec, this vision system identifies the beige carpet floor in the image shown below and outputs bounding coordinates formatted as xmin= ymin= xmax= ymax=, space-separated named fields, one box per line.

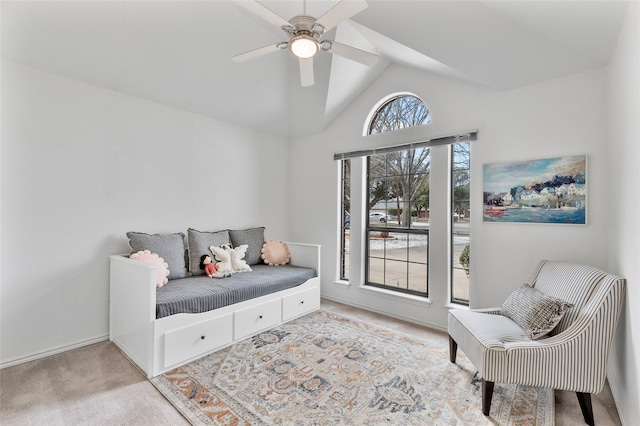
xmin=0 ymin=299 xmax=622 ymax=425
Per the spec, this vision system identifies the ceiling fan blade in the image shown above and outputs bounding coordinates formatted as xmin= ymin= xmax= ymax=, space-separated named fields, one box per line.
xmin=299 ymin=57 xmax=314 ymax=87
xmin=233 ymin=0 xmax=291 ymax=28
xmin=232 ymin=43 xmax=281 ymax=62
xmin=315 ymin=0 xmax=368 ymax=31
xmin=328 ymin=41 xmax=379 ymax=66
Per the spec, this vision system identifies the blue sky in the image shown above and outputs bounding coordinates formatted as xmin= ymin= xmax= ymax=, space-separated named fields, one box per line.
xmin=483 ymin=155 xmax=586 ymax=194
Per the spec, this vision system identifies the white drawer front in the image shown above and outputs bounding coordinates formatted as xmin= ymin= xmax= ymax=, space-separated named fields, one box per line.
xmin=282 ymin=287 xmax=320 ymax=321
xmin=163 ymin=313 xmax=233 ymax=369
xmin=234 ymin=298 xmax=282 ymax=340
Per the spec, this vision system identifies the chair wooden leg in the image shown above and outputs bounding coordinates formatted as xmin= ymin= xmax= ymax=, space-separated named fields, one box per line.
xmin=482 ymin=379 xmax=494 ymax=416
xmin=449 ymin=335 xmax=458 ymax=363
xmin=576 ymin=392 xmax=595 ymax=426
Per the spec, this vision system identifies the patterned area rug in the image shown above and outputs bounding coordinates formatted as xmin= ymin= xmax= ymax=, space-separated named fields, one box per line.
xmin=151 ymin=310 xmax=553 ymax=425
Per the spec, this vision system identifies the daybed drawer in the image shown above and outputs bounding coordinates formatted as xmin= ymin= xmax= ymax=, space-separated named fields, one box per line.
xmin=282 ymin=287 xmax=320 ymax=320
xmin=234 ymin=298 xmax=282 ymax=340
xmin=163 ymin=313 xmax=233 ymax=369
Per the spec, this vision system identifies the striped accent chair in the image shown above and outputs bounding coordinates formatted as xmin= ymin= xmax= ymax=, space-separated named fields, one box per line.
xmin=448 ymin=260 xmax=626 ymax=425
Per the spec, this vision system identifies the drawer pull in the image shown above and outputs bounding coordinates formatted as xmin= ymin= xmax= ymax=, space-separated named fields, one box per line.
xmin=259 ymin=315 xmax=263 ymax=319
xmin=301 ymin=300 xmax=304 ymax=304
xmin=201 ymin=335 xmax=205 ymax=340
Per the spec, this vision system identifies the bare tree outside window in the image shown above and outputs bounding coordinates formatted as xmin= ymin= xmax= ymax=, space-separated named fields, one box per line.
xmin=369 ymin=150 xmax=430 ymax=227
xmin=369 ymin=95 xmax=431 ymax=134
xmin=368 ymin=95 xmax=432 ymax=227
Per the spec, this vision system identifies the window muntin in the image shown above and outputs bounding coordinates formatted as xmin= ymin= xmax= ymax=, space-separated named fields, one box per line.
xmin=451 ymin=141 xmax=470 ymax=305
xmin=339 ymin=159 xmax=351 ymax=281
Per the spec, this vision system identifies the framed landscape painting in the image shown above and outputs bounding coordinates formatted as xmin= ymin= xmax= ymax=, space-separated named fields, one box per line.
xmin=483 ymin=155 xmax=587 ymax=224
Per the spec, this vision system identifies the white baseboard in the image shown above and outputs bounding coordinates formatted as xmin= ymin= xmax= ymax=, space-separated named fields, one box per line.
xmin=607 ymin=376 xmax=630 ymax=426
xmin=320 ymin=295 xmax=447 ymax=332
xmin=0 ymin=334 xmax=109 ymax=369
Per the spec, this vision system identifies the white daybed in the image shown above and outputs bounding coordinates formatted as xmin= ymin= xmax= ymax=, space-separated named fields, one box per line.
xmin=109 ymin=242 xmax=320 ymax=378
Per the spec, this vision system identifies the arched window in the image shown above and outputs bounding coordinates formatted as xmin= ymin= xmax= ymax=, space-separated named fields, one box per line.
xmin=338 ymin=92 xmax=471 ymax=304
xmin=364 ymin=94 xmax=432 ymax=297
xmin=368 ymin=94 xmax=430 ymax=135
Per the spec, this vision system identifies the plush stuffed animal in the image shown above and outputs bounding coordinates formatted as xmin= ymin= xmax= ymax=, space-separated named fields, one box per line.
xmin=210 ymin=244 xmax=251 ymax=274
xmin=200 ymin=254 xmax=218 ymax=278
xmin=201 ymin=253 xmax=231 ymax=278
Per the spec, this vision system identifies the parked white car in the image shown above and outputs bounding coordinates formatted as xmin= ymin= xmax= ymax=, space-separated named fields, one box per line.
xmin=369 ymin=212 xmax=390 ymax=223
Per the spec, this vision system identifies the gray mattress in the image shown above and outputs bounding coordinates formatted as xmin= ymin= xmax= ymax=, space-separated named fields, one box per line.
xmin=155 ymin=264 xmax=317 ymax=319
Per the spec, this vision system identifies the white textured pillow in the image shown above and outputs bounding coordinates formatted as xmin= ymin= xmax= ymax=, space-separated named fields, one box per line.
xmin=210 ymin=245 xmax=252 ymax=273
xmin=129 ymin=250 xmax=170 ymax=288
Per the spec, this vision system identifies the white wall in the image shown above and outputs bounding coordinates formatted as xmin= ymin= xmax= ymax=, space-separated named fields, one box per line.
xmin=473 ymin=69 xmax=610 ymax=307
xmin=0 ymin=62 xmax=290 ymax=366
xmin=606 ymin=2 xmax=640 ymax=425
xmin=289 ymin=63 xmax=610 ymax=330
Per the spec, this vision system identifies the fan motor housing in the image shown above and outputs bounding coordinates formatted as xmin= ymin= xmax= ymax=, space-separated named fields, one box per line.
xmin=284 ymin=15 xmax=323 ymax=38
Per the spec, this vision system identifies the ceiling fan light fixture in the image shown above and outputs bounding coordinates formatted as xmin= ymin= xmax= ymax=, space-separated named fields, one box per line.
xmin=290 ymin=35 xmax=319 ymax=59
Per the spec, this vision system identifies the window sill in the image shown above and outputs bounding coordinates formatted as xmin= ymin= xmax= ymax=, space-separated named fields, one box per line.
xmin=332 ymin=280 xmax=350 ymax=288
xmin=358 ymin=285 xmax=432 ymax=307
xmin=445 ymin=303 xmax=469 ymax=310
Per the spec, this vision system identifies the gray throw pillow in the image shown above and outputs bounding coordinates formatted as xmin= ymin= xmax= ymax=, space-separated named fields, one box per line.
xmin=229 ymin=227 xmax=265 ymax=265
xmin=501 ymin=284 xmax=573 ymax=339
xmin=127 ymin=232 xmax=188 ymax=280
xmin=187 ymin=228 xmax=231 ymax=275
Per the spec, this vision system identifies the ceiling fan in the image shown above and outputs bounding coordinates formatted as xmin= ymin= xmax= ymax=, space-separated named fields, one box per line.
xmin=232 ymin=0 xmax=378 ymax=87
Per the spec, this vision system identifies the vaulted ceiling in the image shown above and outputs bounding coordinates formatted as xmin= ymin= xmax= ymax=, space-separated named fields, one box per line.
xmin=1 ymin=1 xmax=629 ymax=138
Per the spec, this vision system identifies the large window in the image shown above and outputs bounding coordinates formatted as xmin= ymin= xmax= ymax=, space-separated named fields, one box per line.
xmin=366 ymin=94 xmax=431 ymax=296
xmin=336 ymin=92 xmax=474 ymax=302
xmin=339 ymin=159 xmax=351 ymax=281
xmin=366 ymin=149 xmax=430 ymax=296
xmin=451 ymin=142 xmax=470 ymax=305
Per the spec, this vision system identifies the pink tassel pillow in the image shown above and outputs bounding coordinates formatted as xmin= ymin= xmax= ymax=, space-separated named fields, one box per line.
xmin=130 ymin=250 xmax=170 ymax=288
xmin=260 ymin=240 xmax=290 ymax=266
